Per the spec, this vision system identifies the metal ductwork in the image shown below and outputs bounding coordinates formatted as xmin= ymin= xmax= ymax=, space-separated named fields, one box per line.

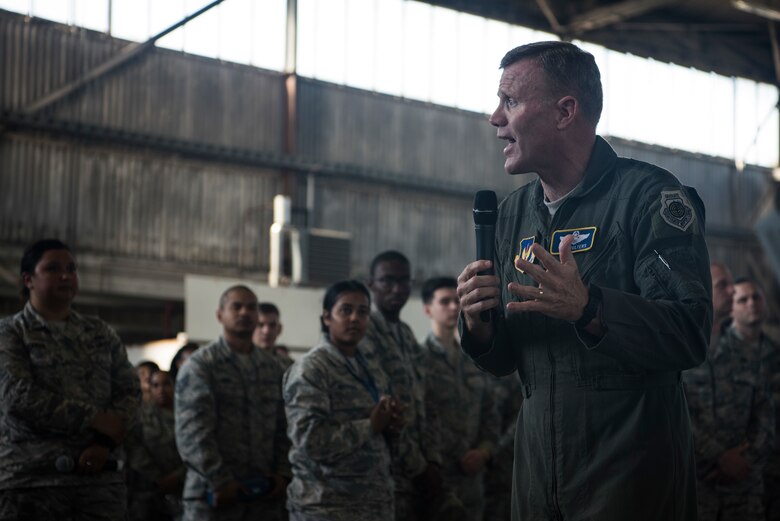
xmin=269 ymin=195 xmax=351 ymax=287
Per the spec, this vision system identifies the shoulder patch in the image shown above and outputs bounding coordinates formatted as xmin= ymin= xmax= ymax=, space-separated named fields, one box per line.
xmin=659 ymin=189 xmax=695 ymax=232
xmin=550 ymin=227 xmax=597 ymax=255
xmin=514 ymin=236 xmax=536 ymax=272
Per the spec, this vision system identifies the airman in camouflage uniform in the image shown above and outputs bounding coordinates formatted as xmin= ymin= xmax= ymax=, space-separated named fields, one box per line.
xmin=482 ymin=374 xmax=523 ymax=521
xmin=126 ymin=398 xmax=185 ymax=520
xmin=254 ymin=303 xmax=294 ymax=371
xmin=175 ymin=286 xmax=290 ymax=521
xmin=767 ymin=348 xmax=780 ymax=521
xmin=420 ymin=276 xmax=500 ymax=520
xmin=684 ymin=275 xmax=775 ymax=521
xmin=284 ymin=340 xmax=394 ymax=521
xmin=0 ymin=302 xmax=140 ymax=519
xmin=363 ymin=251 xmax=444 ymax=521
xmin=422 ymin=332 xmax=500 ymax=520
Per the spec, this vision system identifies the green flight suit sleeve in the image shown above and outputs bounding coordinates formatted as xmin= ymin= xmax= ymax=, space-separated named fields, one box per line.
xmin=580 ymin=183 xmax=712 ymax=371
xmin=459 ymin=314 xmax=518 ymax=377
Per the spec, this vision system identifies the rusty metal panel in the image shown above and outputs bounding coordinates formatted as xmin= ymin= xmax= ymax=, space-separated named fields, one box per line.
xmin=0 ymin=134 xmax=281 ymax=270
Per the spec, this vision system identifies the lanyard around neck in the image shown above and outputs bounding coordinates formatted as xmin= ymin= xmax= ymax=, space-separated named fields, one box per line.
xmin=341 ymin=350 xmax=380 ymax=403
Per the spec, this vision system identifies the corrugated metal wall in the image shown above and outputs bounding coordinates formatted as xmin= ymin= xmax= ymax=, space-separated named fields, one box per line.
xmin=608 ymin=137 xmax=769 ymax=231
xmin=297 ymin=78 xmax=522 ymax=195
xmin=313 ymin=177 xmax=475 ymax=279
xmin=0 ymin=16 xmax=286 ymax=152
xmin=0 ymin=135 xmax=280 ymax=269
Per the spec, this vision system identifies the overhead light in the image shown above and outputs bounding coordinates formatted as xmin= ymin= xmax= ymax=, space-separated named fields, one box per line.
xmin=732 ymin=0 xmax=780 ymax=21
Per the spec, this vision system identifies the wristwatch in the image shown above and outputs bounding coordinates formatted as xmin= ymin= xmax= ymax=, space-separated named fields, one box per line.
xmin=573 ymin=284 xmax=601 ymax=329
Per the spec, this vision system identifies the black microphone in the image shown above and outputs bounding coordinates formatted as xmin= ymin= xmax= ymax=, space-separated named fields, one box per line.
xmin=473 ymin=190 xmax=498 ymax=322
xmin=55 ymin=455 xmax=125 ymax=473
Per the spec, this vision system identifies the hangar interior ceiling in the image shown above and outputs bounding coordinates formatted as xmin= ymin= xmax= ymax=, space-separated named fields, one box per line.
xmin=424 ymin=0 xmax=779 ymax=85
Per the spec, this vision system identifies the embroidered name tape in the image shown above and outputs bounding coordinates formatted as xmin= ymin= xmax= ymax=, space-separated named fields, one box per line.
xmin=514 ymin=236 xmax=536 ymax=272
xmin=550 ymin=227 xmax=597 ymax=255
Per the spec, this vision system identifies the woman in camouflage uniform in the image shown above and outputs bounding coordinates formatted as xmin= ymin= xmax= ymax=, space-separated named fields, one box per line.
xmin=283 ymin=280 xmax=402 ymax=521
xmin=0 ymin=238 xmax=140 ymax=520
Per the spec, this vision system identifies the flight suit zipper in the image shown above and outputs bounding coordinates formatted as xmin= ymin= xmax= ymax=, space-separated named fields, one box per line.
xmin=546 ymin=318 xmax=564 ymax=520
xmin=541 ymin=221 xmax=565 ymax=520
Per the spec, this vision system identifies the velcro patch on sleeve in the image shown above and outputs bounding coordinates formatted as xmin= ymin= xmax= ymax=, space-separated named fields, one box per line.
xmin=657 ymin=189 xmax=696 ymax=233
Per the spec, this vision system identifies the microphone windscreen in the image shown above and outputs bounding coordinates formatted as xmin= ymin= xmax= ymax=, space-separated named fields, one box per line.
xmin=55 ymin=455 xmax=75 ymax=473
xmin=473 ymin=190 xmax=498 ymax=225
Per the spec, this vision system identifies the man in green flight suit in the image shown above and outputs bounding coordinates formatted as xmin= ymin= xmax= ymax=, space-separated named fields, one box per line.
xmin=457 ymin=41 xmax=712 ymax=521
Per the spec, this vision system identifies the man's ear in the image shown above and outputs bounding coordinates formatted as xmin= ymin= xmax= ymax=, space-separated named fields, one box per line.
xmin=216 ymin=308 xmax=223 ymax=325
xmin=277 ymin=323 xmax=283 ymax=336
xmin=22 ymin=272 xmax=33 ymax=291
xmin=556 ymin=96 xmax=577 ymax=129
xmin=423 ymin=303 xmax=433 ymax=319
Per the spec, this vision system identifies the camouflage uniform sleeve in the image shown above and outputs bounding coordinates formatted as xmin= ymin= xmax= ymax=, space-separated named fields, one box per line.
xmin=283 ymin=359 xmax=375 ymax=464
xmin=105 ymin=324 xmax=141 ymax=430
xmin=126 ymin=413 xmax=163 ymax=484
xmin=745 ymin=348 xmax=776 ymax=467
xmin=682 ymin=372 xmax=725 ymax=466
xmin=420 ymin=350 xmax=442 ymax=467
xmin=174 ymin=358 xmax=233 ymax=491
xmin=0 ymin=320 xmax=99 ymax=434
xmin=476 ymin=376 xmax=500 ymax=457
xmin=272 ymin=365 xmax=292 ymax=479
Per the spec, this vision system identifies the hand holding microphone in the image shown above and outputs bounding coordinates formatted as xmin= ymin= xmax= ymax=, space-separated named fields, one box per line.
xmin=456 ymin=190 xmax=501 ymax=345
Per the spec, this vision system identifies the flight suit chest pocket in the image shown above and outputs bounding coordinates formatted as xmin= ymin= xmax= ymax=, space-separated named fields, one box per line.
xmin=577 ymin=226 xmax=627 ymax=287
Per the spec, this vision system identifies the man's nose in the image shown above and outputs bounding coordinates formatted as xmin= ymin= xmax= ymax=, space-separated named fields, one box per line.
xmin=489 ymin=106 xmax=504 ymax=127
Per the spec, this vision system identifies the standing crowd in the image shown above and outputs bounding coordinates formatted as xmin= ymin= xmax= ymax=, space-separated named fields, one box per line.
xmin=0 ymin=239 xmax=522 ymax=521
xmin=683 ymin=263 xmax=780 ymax=521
